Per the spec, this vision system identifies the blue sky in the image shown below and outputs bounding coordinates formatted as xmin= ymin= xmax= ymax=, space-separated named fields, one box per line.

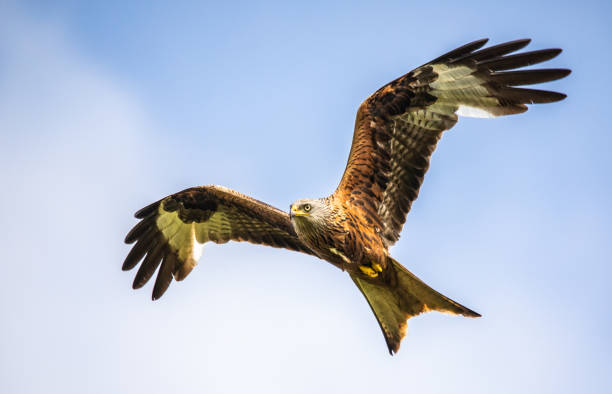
xmin=1 ymin=1 xmax=610 ymax=393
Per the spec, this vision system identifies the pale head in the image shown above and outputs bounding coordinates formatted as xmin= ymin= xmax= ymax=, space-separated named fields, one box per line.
xmin=289 ymin=198 xmax=331 ymax=226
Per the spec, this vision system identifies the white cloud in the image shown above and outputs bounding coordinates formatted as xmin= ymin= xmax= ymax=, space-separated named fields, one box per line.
xmin=0 ymin=5 xmax=161 ymax=393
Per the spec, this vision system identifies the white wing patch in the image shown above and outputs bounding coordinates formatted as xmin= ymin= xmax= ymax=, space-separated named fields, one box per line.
xmin=154 ymin=201 xmax=239 ymax=280
xmin=155 ymin=204 xmax=217 ymax=280
xmin=191 ymin=228 xmax=204 ymax=261
xmin=456 ymin=105 xmax=497 ymax=118
xmin=428 ymin=64 xmax=501 ymax=119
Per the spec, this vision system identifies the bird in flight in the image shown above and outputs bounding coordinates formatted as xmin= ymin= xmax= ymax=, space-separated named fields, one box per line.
xmin=123 ymin=38 xmax=569 ymax=354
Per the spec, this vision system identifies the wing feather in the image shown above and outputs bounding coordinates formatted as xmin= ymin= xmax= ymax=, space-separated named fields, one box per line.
xmin=453 ymin=38 xmax=531 ymax=62
xmin=133 ymin=237 xmax=166 ymax=289
xmin=334 ymin=39 xmax=570 ymax=245
xmin=153 ymin=251 xmax=179 ymax=300
xmin=123 ymin=185 xmax=316 ymax=299
xmin=479 ymin=48 xmax=563 ymax=71
xmin=122 ymin=229 xmax=157 ymax=271
xmin=124 ymin=216 xmax=155 ymax=244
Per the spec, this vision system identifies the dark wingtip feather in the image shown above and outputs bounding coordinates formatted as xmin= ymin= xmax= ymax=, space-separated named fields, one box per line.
xmin=506 ymin=38 xmax=532 ymax=48
xmin=124 ymin=217 xmax=155 ymax=244
xmin=500 ymin=87 xmax=567 ymax=104
xmin=490 ymin=68 xmax=572 ymax=86
xmin=122 ymin=230 xmax=156 ymax=271
xmin=152 ymin=253 xmax=178 ymax=300
xmin=456 ymin=38 xmax=532 ymax=63
xmin=134 ymin=200 xmax=161 ymax=219
xmin=132 ymin=241 xmax=165 ymax=289
xmin=552 ymin=92 xmax=567 ymax=102
xmin=430 ymin=38 xmax=489 ymax=63
xmin=480 ymin=48 xmax=563 ymax=71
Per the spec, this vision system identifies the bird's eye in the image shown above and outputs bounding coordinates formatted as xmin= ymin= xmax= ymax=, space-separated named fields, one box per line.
xmin=303 ymin=204 xmax=311 ymax=212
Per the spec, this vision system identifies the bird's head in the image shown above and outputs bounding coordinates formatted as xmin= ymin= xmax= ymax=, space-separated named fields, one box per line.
xmin=289 ymin=199 xmax=329 ymax=223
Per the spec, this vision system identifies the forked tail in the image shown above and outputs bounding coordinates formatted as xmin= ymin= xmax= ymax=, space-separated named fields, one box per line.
xmin=350 ymin=257 xmax=480 ymax=354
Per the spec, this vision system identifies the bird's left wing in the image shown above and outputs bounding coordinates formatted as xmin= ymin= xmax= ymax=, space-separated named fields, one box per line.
xmin=334 ymin=38 xmax=570 ymax=246
xmin=123 ymin=185 xmax=315 ymax=299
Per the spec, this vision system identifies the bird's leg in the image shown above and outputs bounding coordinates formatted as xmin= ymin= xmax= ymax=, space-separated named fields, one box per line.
xmin=359 ymin=265 xmax=378 ymax=277
xmin=359 ymin=261 xmax=383 ymax=278
xmin=331 ymin=247 xmax=382 ymax=278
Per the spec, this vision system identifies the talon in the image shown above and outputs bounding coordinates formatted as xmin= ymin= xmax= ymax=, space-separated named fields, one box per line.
xmin=371 ymin=262 xmax=383 ymax=272
xmin=359 ymin=265 xmax=378 ymax=278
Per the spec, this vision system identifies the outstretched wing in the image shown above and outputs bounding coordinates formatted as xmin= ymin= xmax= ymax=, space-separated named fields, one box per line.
xmin=123 ymin=185 xmax=315 ymax=299
xmin=334 ymin=38 xmax=570 ymax=245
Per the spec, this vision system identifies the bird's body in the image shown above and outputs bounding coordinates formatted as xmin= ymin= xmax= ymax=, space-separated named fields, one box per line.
xmin=123 ymin=38 xmax=569 ymax=354
xmin=290 ymin=196 xmax=387 ymax=274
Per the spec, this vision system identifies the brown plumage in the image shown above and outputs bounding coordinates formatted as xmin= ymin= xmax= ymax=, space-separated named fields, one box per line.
xmin=123 ymin=186 xmax=315 ymax=300
xmin=123 ymin=38 xmax=570 ymax=354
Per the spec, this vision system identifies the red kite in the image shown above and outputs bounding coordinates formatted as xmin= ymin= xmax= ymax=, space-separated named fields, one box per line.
xmin=123 ymin=38 xmax=569 ymax=354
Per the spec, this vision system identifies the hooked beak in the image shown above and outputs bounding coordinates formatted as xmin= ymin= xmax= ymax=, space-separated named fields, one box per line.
xmin=290 ymin=204 xmax=308 ymax=218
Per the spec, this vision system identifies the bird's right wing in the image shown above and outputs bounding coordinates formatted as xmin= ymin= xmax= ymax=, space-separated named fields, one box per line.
xmin=333 ymin=38 xmax=570 ymax=246
xmin=123 ymin=185 xmax=316 ymax=299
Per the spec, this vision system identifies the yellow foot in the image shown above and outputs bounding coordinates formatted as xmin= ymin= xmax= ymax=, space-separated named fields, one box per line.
xmin=359 ymin=265 xmax=379 ymax=278
xmin=371 ymin=262 xmax=383 ymax=272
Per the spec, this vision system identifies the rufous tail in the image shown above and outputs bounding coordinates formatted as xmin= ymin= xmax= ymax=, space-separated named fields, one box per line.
xmin=350 ymin=256 xmax=480 ymax=354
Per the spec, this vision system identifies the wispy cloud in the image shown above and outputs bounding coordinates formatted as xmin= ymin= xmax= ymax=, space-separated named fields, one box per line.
xmin=0 ymin=5 xmax=161 ymax=393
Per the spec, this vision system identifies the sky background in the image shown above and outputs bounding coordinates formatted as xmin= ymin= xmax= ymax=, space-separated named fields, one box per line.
xmin=1 ymin=1 xmax=610 ymax=393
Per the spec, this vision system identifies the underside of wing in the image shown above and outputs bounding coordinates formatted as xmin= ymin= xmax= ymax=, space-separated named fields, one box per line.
xmin=123 ymin=185 xmax=315 ymax=300
xmin=334 ymin=38 xmax=570 ymax=246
